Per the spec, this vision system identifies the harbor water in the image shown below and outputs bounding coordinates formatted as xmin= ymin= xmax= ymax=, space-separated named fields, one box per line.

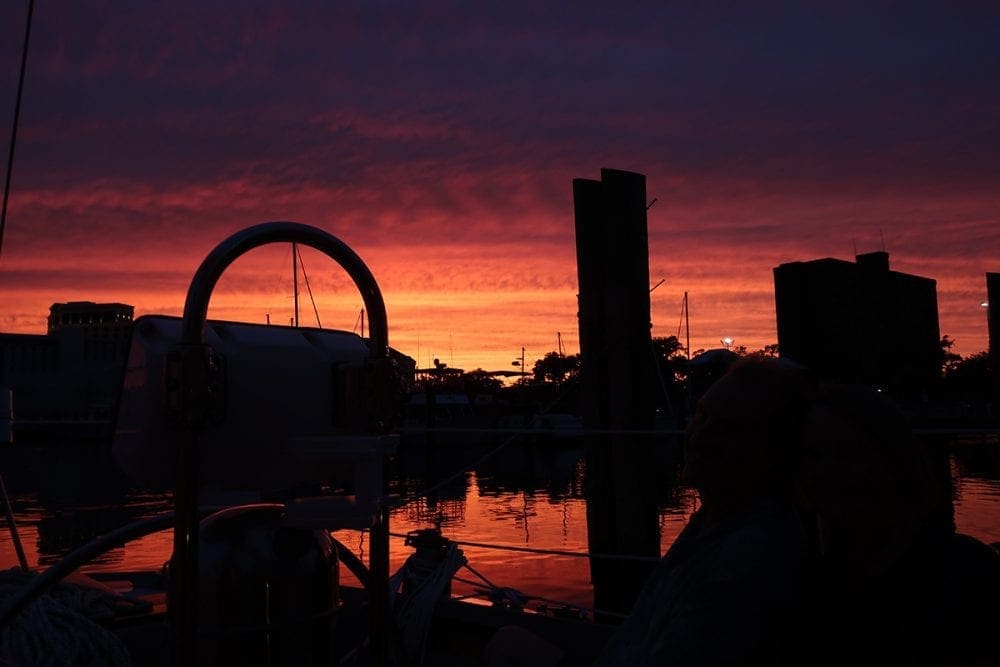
xmin=0 ymin=436 xmax=998 ymax=612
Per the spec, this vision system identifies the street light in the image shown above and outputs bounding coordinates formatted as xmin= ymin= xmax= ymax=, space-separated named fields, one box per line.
xmin=720 ymin=337 xmax=734 ymax=350
xmin=512 ymin=346 xmax=526 ymax=378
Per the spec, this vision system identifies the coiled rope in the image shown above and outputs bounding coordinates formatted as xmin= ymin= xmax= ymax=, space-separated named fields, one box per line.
xmin=389 ymin=539 xmax=466 ymax=666
xmin=0 ymin=569 xmax=138 ymax=667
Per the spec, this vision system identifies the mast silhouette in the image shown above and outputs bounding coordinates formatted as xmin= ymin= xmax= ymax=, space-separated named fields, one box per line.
xmin=684 ymin=291 xmax=691 ymax=361
xmin=0 ymin=0 xmax=34 ymax=264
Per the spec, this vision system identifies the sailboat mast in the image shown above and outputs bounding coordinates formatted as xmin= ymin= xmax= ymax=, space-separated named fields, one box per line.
xmin=0 ymin=0 xmax=34 ymax=264
xmin=292 ymin=242 xmax=299 ymax=327
xmin=684 ymin=291 xmax=690 ymax=359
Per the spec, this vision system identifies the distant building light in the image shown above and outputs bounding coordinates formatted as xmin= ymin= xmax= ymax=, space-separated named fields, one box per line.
xmin=982 ymin=302 xmax=990 ymax=308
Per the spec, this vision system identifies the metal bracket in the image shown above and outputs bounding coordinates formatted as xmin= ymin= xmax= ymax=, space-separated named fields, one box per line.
xmin=332 ymin=357 xmax=402 ymax=432
xmin=165 ymin=344 xmax=226 ymax=428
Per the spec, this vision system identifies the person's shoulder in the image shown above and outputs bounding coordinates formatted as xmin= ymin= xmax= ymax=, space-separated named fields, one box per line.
xmin=707 ymin=504 xmax=807 ymax=575
xmin=935 ymin=533 xmax=1000 ymax=663
xmin=938 ymin=532 xmax=1000 ymax=615
xmin=948 ymin=533 xmax=1000 ymax=572
xmin=726 ymin=502 xmax=804 ymax=546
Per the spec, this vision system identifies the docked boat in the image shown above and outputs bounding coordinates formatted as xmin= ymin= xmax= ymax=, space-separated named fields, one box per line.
xmin=0 ymin=222 xmax=616 ymax=667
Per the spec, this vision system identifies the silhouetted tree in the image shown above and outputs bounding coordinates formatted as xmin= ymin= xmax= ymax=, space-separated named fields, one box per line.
xmin=651 ymin=335 xmax=684 ymax=359
xmin=939 ymin=335 xmax=962 ymax=375
xmin=415 ymin=360 xmax=465 ymax=393
xmin=746 ymin=343 xmax=780 ymax=359
xmin=650 ymin=336 xmax=687 ymax=382
xmin=942 ymin=351 xmax=992 ymax=400
xmin=722 ymin=343 xmax=779 ymax=359
xmin=649 ymin=336 xmax=691 ymax=414
xmin=532 ymin=352 xmax=580 ymax=384
xmin=462 ymin=369 xmax=503 ymax=396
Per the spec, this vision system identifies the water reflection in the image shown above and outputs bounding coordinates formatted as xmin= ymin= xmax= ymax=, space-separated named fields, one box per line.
xmin=0 ymin=437 xmax=997 ymax=608
xmin=952 ymin=436 xmax=1000 ymax=480
xmin=950 ymin=437 xmax=1000 ymax=546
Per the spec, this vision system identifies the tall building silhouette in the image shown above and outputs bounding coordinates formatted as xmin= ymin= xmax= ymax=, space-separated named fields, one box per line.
xmin=774 ymin=251 xmax=940 ymax=399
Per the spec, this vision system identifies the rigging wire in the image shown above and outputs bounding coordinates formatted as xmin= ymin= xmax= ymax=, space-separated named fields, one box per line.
xmin=0 ymin=0 xmax=34 ymax=264
xmin=295 ymin=243 xmax=322 ymax=328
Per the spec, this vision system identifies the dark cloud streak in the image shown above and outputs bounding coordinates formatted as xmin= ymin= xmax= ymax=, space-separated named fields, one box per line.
xmin=3 ymin=1 xmax=997 ymax=194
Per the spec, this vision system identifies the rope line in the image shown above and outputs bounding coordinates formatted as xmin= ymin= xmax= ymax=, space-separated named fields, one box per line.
xmin=451 ymin=574 xmax=486 ymax=589
xmin=458 ymin=561 xmax=500 ymax=592
xmin=912 ymin=428 xmax=1000 ymax=436
xmin=0 ymin=570 xmax=134 ymax=666
xmin=453 ymin=564 xmax=630 ymax=621
xmin=387 ymin=531 xmax=663 ymax=563
xmin=394 ymin=425 xmax=1000 ymax=437
xmin=398 ymin=425 xmax=681 ymax=439
xmin=389 ymin=540 xmax=467 ymax=666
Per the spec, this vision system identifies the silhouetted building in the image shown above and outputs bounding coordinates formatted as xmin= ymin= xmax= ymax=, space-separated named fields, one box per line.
xmin=1 ymin=302 xmax=135 ymax=443
xmin=774 ymin=251 xmax=940 ymax=400
xmin=48 ymin=301 xmax=134 ymax=336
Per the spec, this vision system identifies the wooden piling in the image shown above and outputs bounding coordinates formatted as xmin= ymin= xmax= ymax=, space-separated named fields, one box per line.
xmin=988 ymin=273 xmax=999 ymax=421
xmin=574 ymin=169 xmax=660 ymax=617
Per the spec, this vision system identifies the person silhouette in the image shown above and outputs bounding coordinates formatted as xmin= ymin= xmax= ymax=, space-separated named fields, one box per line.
xmin=795 ymin=383 xmax=1000 ymax=666
xmin=487 ymin=359 xmax=815 ymax=666
xmin=592 ymin=358 xmax=815 ymax=666
xmin=487 ymin=359 xmax=811 ymax=667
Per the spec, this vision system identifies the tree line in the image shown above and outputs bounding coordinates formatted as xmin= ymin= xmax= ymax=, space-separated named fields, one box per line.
xmin=413 ymin=334 xmax=993 ymax=407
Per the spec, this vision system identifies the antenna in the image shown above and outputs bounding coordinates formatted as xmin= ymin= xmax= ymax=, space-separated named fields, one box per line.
xmin=852 ymin=239 xmax=858 ymax=257
xmin=646 ymin=197 xmax=658 ymax=211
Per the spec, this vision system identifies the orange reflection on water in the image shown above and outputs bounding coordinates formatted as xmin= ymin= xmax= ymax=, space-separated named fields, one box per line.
xmin=1 ymin=455 xmax=997 ymax=610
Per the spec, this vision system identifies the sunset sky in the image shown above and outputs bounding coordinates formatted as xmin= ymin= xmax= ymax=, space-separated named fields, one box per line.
xmin=1 ymin=2 xmax=997 ymax=373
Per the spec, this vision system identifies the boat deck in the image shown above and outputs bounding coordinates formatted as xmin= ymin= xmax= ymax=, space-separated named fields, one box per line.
xmin=88 ymin=572 xmax=613 ymax=666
